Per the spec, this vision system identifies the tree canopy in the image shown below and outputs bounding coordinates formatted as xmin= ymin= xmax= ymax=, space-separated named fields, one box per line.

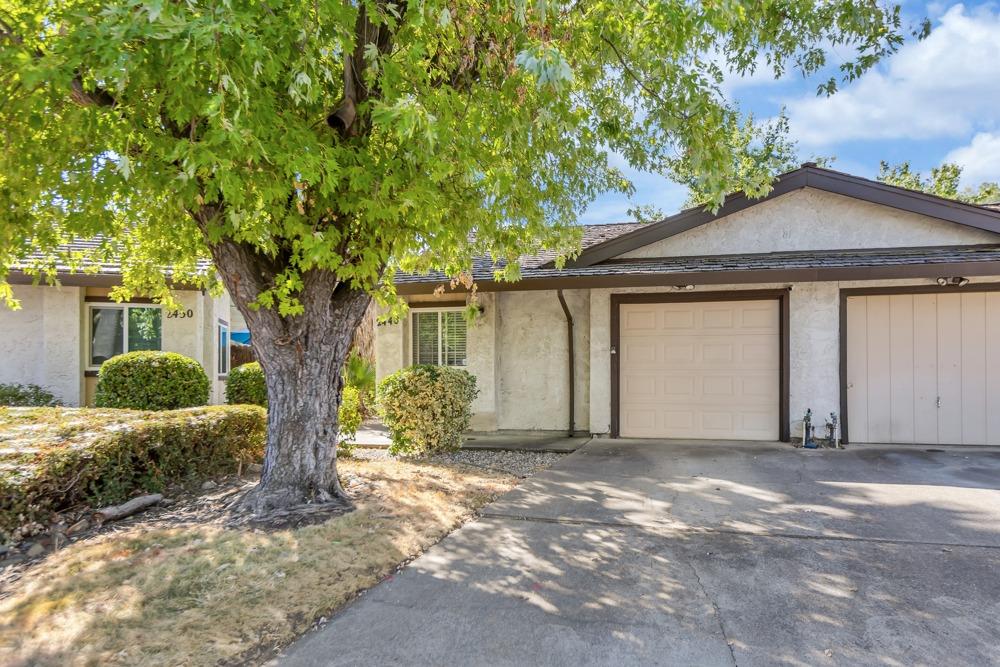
xmin=2 ymin=0 xmax=912 ymax=311
xmin=877 ymin=161 xmax=1000 ymax=205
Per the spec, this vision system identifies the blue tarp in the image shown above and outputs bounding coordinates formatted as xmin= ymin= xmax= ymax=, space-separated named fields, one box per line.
xmin=232 ymin=331 xmax=251 ymax=345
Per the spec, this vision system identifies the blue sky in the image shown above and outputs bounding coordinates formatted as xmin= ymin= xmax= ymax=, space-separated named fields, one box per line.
xmin=581 ymin=1 xmax=1000 ymax=224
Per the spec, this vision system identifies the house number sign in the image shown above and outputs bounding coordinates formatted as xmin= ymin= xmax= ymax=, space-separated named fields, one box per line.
xmin=167 ymin=309 xmax=195 ymax=319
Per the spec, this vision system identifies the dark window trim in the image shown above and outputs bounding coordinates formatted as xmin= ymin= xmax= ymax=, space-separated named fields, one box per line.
xmin=837 ymin=282 xmax=1000 ymax=445
xmin=610 ymin=289 xmax=790 ymax=442
xmin=567 ymin=166 xmax=1000 ymax=268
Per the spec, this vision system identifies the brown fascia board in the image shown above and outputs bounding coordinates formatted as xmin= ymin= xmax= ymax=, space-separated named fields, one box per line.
xmin=395 ymin=259 xmax=1000 ymax=295
xmin=5 ymin=270 xmax=201 ymax=290
xmin=565 ymin=166 xmax=1000 ymax=268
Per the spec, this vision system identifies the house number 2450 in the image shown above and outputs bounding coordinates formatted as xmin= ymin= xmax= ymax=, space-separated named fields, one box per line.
xmin=167 ymin=309 xmax=194 ymax=319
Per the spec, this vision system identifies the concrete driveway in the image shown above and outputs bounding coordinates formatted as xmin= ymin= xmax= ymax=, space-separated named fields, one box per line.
xmin=278 ymin=440 xmax=1000 ymax=666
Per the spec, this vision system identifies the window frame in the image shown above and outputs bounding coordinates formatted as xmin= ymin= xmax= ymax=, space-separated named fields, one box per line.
xmin=409 ymin=307 xmax=468 ymax=367
xmin=86 ymin=302 xmax=165 ymax=371
xmin=217 ymin=319 xmax=230 ymax=379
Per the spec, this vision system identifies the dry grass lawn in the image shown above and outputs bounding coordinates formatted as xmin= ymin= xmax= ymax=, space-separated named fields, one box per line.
xmin=0 ymin=457 xmax=517 ymax=666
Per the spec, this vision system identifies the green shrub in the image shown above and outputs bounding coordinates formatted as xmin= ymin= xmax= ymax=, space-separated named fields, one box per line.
xmin=378 ymin=365 xmax=478 ymax=455
xmin=96 ymin=351 xmax=209 ymax=410
xmin=344 ymin=351 xmax=376 ymax=412
xmin=337 ymin=385 xmax=362 ymax=458
xmin=226 ymin=362 xmax=267 ymax=407
xmin=0 ymin=405 xmax=266 ymax=540
xmin=0 ymin=383 xmax=61 ymax=407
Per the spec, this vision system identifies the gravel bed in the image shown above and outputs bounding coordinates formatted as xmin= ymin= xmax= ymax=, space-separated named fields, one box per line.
xmin=351 ymin=447 xmax=566 ymax=477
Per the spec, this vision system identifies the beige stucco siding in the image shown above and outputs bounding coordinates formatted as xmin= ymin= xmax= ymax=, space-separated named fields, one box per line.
xmin=495 ymin=289 xmax=589 ymax=431
xmin=0 ymin=285 xmax=83 ymax=405
xmin=374 ymin=290 xmax=589 ymax=432
xmin=617 ymin=189 xmax=1000 ymax=259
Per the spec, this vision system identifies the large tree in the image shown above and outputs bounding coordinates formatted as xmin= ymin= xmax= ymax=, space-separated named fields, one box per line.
xmin=1 ymin=0 xmax=910 ymax=512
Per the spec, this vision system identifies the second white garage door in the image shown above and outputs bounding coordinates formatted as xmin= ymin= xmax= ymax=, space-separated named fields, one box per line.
xmin=618 ymin=299 xmax=780 ymax=440
xmin=846 ymin=291 xmax=1000 ymax=445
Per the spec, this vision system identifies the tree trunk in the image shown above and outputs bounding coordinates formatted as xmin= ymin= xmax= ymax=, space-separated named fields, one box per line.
xmin=203 ymin=235 xmax=373 ymax=513
xmin=250 ymin=284 xmax=372 ymax=513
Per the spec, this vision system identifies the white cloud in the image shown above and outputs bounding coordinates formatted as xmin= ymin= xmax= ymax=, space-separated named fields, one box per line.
xmin=944 ymin=132 xmax=1000 ymax=186
xmin=784 ymin=4 xmax=1000 ymax=147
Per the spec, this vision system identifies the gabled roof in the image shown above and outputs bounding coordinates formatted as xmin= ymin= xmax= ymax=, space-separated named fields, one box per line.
xmin=564 ymin=165 xmax=1000 ymax=268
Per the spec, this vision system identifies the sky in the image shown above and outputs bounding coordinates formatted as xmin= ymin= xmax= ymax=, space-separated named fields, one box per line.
xmin=581 ymin=1 xmax=1000 ymax=224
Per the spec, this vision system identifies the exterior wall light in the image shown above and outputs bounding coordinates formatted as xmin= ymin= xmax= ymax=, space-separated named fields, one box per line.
xmin=936 ymin=277 xmax=970 ymax=287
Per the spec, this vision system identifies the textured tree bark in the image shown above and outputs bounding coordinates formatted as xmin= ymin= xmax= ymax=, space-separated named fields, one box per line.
xmin=203 ymin=234 xmax=373 ymax=513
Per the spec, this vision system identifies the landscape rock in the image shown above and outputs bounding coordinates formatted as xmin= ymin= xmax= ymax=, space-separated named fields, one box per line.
xmin=201 ymin=480 xmax=218 ymax=491
xmin=26 ymin=542 xmax=45 ymax=558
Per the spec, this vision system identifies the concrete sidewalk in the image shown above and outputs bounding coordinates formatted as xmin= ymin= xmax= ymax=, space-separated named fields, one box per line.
xmin=277 ymin=439 xmax=1000 ymax=666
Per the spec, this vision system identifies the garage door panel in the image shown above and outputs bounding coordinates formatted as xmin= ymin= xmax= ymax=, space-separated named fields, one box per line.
xmin=846 ymin=297 xmax=869 ymax=444
xmin=936 ymin=295 xmax=963 ymax=444
xmin=912 ymin=295 xmax=939 ymax=444
xmin=847 ymin=291 xmax=999 ymax=446
xmin=961 ymin=293 xmax=987 ymax=445
xmin=988 ymin=294 xmax=1000 ymax=444
xmin=619 ymin=299 xmax=779 ymax=440
xmin=889 ymin=295 xmax=915 ymax=443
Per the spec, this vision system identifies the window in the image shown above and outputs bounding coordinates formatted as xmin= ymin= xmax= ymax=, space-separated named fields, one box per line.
xmin=411 ymin=310 xmax=467 ymax=366
xmin=89 ymin=304 xmax=162 ymax=368
xmin=218 ymin=321 xmax=230 ymax=376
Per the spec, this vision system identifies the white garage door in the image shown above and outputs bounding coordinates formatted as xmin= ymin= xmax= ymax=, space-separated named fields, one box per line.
xmin=846 ymin=292 xmax=1000 ymax=445
xmin=618 ymin=299 xmax=781 ymax=440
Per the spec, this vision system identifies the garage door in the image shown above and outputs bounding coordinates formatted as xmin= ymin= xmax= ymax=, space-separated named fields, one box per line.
xmin=618 ymin=299 xmax=780 ymax=440
xmin=845 ymin=292 xmax=1000 ymax=445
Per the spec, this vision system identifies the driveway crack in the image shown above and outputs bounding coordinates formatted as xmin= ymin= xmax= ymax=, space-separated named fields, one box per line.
xmin=686 ymin=558 xmax=738 ymax=666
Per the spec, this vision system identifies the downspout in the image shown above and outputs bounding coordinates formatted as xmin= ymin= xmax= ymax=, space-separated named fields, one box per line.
xmin=556 ymin=290 xmax=575 ymax=436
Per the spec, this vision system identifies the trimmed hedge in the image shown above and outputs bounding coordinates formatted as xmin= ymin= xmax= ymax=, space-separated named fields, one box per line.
xmin=96 ymin=351 xmax=209 ymax=410
xmin=0 ymin=405 xmax=266 ymax=540
xmin=0 ymin=383 xmax=61 ymax=407
xmin=378 ymin=365 xmax=478 ymax=455
xmin=226 ymin=362 xmax=267 ymax=407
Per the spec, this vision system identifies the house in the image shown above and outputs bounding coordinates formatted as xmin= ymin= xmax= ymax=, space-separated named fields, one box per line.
xmin=377 ymin=165 xmax=1000 ymax=446
xmin=1 ymin=240 xmax=233 ymax=406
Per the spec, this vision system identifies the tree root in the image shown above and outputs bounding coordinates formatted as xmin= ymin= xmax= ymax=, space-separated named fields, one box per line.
xmin=229 ymin=481 xmax=354 ymax=530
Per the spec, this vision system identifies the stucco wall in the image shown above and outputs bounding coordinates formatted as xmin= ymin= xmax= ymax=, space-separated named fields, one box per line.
xmin=0 ymin=285 xmax=83 ymax=405
xmin=495 ymin=289 xmax=590 ymax=432
xmin=617 ymin=189 xmax=1000 ymax=259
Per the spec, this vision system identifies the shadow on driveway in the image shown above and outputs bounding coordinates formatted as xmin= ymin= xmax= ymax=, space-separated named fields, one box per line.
xmin=277 ymin=440 xmax=1000 ymax=666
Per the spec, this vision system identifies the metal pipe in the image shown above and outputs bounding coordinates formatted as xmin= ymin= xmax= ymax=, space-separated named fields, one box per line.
xmin=556 ymin=289 xmax=575 ymax=436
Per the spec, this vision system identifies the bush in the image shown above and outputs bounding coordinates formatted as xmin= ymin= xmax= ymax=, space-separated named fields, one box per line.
xmin=0 ymin=383 xmax=61 ymax=407
xmin=0 ymin=405 xmax=266 ymax=540
xmin=378 ymin=365 xmax=478 ymax=455
xmin=337 ymin=385 xmax=362 ymax=457
xmin=226 ymin=362 xmax=267 ymax=407
xmin=343 ymin=351 xmax=376 ymax=413
xmin=96 ymin=351 xmax=209 ymax=410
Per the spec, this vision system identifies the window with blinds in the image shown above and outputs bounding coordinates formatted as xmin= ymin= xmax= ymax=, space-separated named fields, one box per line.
xmin=411 ymin=310 xmax=467 ymax=366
